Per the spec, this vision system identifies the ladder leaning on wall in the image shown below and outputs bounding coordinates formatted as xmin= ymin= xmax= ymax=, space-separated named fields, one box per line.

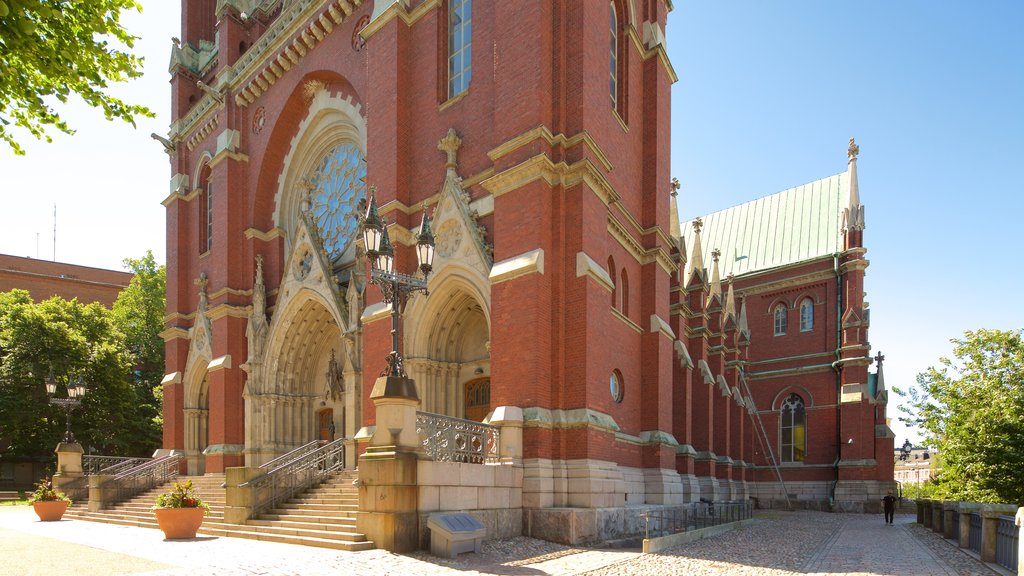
xmin=740 ymin=370 xmax=792 ymax=511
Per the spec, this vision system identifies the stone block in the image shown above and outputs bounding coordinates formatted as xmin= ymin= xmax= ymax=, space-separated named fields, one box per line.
xmin=479 ymin=487 xmax=510 ymax=509
xmin=418 ymin=486 xmax=440 ymax=512
xmin=460 ymin=463 xmax=494 ymax=487
xmin=418 ymin=461 xmax=461 ymax=486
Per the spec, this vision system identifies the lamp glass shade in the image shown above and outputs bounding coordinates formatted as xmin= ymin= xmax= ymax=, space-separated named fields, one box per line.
xmin=379 ymin=251 xmax=394 ymax=275
xmin=362 ymin=225 xmax=381 ymax=256
xmin=45 ymin=373 xmax=57 ymax=396
xmin=417 ymin=242 xmax=434 ymax=274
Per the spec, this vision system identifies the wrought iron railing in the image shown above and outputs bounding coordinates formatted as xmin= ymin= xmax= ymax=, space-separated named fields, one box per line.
xmin=62 ymin=457 xmax=151 ymax=503
xmin=995 ymin=515 xmax=1018 ymax=573
xmin=241 ymin=439 xmax=345 ymax=517
xmin=416 ymin=411 xmax=499 ymax=464
xmin=969 ymin=512 xmax=983 ymax=553
xmin=258 ymin=440 xmax=324 ymax=470
xmin=82 ymin=455 xmax=150 ymax=475
xmin=640 ymin=500 xmax=754 ymax=540
xmin=99 ymin=454 xmax=184 ymax=508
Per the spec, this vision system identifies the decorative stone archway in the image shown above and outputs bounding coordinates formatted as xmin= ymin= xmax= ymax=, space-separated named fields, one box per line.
xmin=182 ymin=274 xmax=213 ymax=475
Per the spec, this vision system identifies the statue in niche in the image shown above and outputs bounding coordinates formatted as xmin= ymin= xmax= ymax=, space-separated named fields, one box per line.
xmin=325 ymin=348 xmax=344 ymax=401
xmin=246 ymin=255 xmax=270 ymax=383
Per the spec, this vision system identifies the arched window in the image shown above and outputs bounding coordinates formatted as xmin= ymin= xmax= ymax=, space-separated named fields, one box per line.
xmin=610 ymin=369 xmax=624 ymax=403
xmin=621 ymin=268 xmax=629 ymax=317
xmin=608 ymin=256 xmax=617 ymax=308
xmin=447 ymin=0 xmax=472 ymax=98
xmin=198 ymin=164 xmax=212 ymax=254
xmin=780 ymin=394 xmax=806 ymax=463
xmin=773 ymin=303 xmax=787 ymax=336
xmin=799 ymin=298 xmax=814 ymax=332
xmin=609 ymin=2 xmax=618 ymax=108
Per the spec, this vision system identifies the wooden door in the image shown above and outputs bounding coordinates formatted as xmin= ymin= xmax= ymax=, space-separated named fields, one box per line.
xmin=464 ymin=379 xmax=490 ymax=422
xmin=318 ymin=408 xmax=334 ymax=441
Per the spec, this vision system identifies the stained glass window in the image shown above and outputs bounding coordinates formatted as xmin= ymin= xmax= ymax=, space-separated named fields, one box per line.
xmin=780 ymin=394 xmax=806 ymax=463
xmin=308 ymin=143 xmax=366 ymax=263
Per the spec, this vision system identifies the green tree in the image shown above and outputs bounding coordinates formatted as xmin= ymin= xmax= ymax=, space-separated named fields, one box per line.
xmin=894 ymin=329 xmax=1024 ymax=505
xmin=0 ymin=289 xmax=159 ymax=458
xmin=111 ymin=251 xmax=165 ymax=447
xmin=0 ymin=0 xmax=153 ymax=154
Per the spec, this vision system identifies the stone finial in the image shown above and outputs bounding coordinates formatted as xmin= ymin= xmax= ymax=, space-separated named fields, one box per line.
xmin=670 ymin=177 xmax=680 ymax=197
xmin=707 ymin=248 xmax=722 ymax=304
xmin=724 ymin=274 xmax=736 ymax=320
xmin=438 ymin=128 xmax=462 ymax=171
xmin=195 ymin=272 xmax=209 ymax=312
xmin=711 ymin=248 xmax=721 ymax=263
xmin=692 ymin=217 xmax=703 ymax=234
xmin=669 ymin=178 xmax=681 ymax=241
xmin=848 ymin=137 xmax=860 ymax=161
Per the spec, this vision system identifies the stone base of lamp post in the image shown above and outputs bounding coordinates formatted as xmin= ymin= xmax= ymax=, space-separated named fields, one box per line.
xmin=355 ymin=375 xmax=422 ymax=552
xmin=223 ymin=466 xmax=261 ymax=525
xmin=53 ymin=442 xmax=84 ymax=492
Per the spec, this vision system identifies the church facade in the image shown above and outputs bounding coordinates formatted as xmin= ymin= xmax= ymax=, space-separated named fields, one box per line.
xmin=160 ymin=0 xmax=893 ymax=539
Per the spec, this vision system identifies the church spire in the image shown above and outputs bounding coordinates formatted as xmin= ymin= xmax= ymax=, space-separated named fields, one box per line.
xmin=723 ymin=273 xmax=736 ymax=321
xmin=687 ymin=217 xmax=705 ymax=286
xmin=707 ymin=248 xmax=722 ymax=305
xmin=738 ymin=296 xmax=751 ymax=343
xmin=669 ymin=177 xmax=681 ymax=241
xmin=842 ymin=137 xmax=865 ymax=234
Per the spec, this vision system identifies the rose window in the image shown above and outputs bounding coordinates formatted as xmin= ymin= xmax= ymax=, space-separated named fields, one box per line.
xmin=308 ymin=143 xmax=366 ymax=263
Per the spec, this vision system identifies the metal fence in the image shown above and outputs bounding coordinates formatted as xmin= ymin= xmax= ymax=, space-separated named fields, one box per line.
xmin=416 ymin=411 xmax=499 ymax=464
xmin=241 ymin=438 xmax=346 ymax=517
xmin=99 ymin=454 xmax=183 ymax=508
xmin=62 ymin=457 xmax=151 ymax=503
xmin=640 ymin=500 xmax=753 ymax=540
xmin=995 ymin=515 xmax=1018 ymax=573
xmin=969 ymin=512 xmax=983 ymax=554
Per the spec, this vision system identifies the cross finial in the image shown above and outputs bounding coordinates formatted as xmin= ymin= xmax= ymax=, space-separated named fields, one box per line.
xmin=670 ymin=177 xmax=680 ymax=197
xmin=438 ymin=128 xmax=462 ymax=170
xmin=874 ymin=350 xmax=885 ymax=366
xmin=848 ymin=137 xmax=859 ymax=161
xmin=711 ymin=248 xmax=721 ymax=263
xmin=692 ymin=217 xmax=703 ymax=234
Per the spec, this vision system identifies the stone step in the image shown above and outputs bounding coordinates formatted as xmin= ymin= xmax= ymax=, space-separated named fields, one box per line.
xmin=246 ymin=518 xmax=359 ymax=533
xmin=256 ymin=512 xmax=354 ymax=525
xmin=266 ymin=506 xmax=356 ymax=517
xmin=275 ymin=502 xmax=353 ymax=512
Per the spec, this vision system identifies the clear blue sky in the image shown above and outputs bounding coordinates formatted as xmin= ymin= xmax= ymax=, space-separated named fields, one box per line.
xmin=2 ymin=1 xmax=1021 ymax=444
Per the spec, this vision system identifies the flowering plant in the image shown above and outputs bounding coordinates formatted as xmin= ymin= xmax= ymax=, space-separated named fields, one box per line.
xmin=152 ymin=480 xmax=209 ymax=514
xmin=27 ymin=476 xmax=71 ymax=504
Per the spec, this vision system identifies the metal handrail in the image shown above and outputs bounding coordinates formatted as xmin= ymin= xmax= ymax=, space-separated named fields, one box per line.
xmin=241 ymin=438 xmax=346 ymax=517
xmin=416 ymin=411 xmax=500 ymax=464
xmin=258 ymin=439 xmax=324 ymax=470
xmin=640 ymin=500 xmax=754 ymax=540
xmin=99 ymin=454 xmax=184 ymax=508
xmin=62 ymin=457 xmax=151 ymax=503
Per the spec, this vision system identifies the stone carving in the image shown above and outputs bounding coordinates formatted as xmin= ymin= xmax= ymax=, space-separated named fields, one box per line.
xmin=246 ymin=255 xmax=270 ymax=373
xmin=325 ymin=349 xmax=344 ymax=401
xmin=193 ymin=273 xmax=212 ymax=353
xmin=670 ymin=177 xmax=680 ymax=196
xmin=434 ymin=219 xmax=463 ymax=258
xmin=848 ymin=137 xmax=859 ymax=160
xmin=692 ymin=217 xmax=703 ymax=234
xmin=438 ymin=127 xmax=462 ymax=171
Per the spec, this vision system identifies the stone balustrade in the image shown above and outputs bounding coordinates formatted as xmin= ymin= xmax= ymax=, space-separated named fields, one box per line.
xmin=916 ymin=498 xmax=1022 ymax=573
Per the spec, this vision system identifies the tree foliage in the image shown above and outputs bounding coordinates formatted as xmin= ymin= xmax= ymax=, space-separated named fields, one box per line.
xmin=0 ymin=253 xmax=166 ymax=459
xmin=0 ymin=0 xmax=153 ymax=154
xmin=894 ymin=328 xmax=1024 ymax=505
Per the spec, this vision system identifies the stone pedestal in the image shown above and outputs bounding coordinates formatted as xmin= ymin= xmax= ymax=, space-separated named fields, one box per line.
xmin=931 ymin=500 xmax=944 ymax=532
xmin=87 ymin=474 xmax=114 ymax=512
xmin=922 ymin=499 xmax=933 ymax=528
xmin=52 ymin=442 xmax=84 ymax=492
xmin=487 ymin=406 xmax=523 ymax=465
xmin=958 ymin=502 xmax=981 ymax=548
xmin=981 ymin=504 xmax=1018 ymax=563
xmin=916 ymin=499 xmax=926 ymax=524
xmin=355 ymin=375 xmax=422 ymax=552
xmin=223 ymin=466 xmax=261 ymax=524
xmin=942 ymin=501 xmax=957 ymax=539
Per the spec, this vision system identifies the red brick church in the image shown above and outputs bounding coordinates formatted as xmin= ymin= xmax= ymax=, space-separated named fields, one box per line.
xmin=160 ymin=0 xmax=893 ymax=542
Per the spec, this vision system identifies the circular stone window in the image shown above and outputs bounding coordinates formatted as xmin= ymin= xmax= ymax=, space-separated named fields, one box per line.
xmin=610 ymin=370 xmax=624 ymax=403
xmin=308 ymin=142 xmax=366 ymax=264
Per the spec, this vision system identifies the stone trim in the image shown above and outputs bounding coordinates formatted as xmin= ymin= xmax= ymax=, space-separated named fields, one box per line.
xmin=487 ymin=126 xmax=613 ymax=172
xmin=159 ymin=327 xmax=189 ymax=342
xmin=489 ymin=249 xmax=544 ymax=285
xmin=522 ymin=406 xmax=621 ymax=433
xmin=161 ymin=372 xmax=183 ymax=386
xmin=361 ymin=301 xmax=392 ymax=325
xmin=649 ymin=314 xmax=675 ymax=340
xmin=202 ymin=443 xmax=245 ymax=455
xmin=575 ymin=252 xmax=613 ymax=292
xmin=207 ymin=303 xmax=252 ymax=321
xmin=611 ymin=307 xmax=642 ymax=334
xmin=207 ymin=355 xmax=233 ymax=372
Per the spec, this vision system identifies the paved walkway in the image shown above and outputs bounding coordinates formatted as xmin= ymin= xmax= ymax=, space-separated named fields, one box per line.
xmin=0 ymin=506 xmax=997 ymax=576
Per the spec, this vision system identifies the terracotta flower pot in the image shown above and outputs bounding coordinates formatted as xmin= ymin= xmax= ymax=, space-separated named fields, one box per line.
xmin=154 ymin=507 xmax=205 ymax=539
xmin=32 ymin=500 xmax=69 ymax=521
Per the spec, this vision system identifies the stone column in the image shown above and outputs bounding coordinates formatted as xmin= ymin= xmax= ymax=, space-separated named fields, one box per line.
xmin=922 ymin=499 xmax=933 ymax=528
xmin=943 ymin=501 xmax=957 ymax=539
xmin=52 ymin=442 xmax=84 ymax=492
xmin=916 ymin=499 xmax=925 ymax=524
xmin=356 ymin=375 xmax=421 ymax=552
xmin=958 ymin=502 xmax=981 ymax=548
xmin=981 ymin=504 xmax=1018 ymax=563
xmin=1015 ymin=507 xmax=1023 ymax=575
xmin=223 ymin=466 xmax=261 ymax=524
xmin=931 ymin=500 xmax=944 ymax=532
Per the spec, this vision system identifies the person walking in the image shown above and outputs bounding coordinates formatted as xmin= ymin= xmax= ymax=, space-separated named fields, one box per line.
xmin=882 ymin=490 xmax=897 ymax=524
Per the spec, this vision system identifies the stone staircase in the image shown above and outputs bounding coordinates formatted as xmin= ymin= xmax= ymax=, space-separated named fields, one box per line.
xmin=66 ymin=471 xmax=372 ymax=551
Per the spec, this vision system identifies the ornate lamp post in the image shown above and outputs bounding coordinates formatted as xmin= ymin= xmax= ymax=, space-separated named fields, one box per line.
xmin=360 ymin=187 xmax=435 ymax=378
xmin=45 ymin=372 xmax=87 ymax=444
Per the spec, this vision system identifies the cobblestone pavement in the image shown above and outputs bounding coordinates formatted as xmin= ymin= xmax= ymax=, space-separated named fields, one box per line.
xmin=0 ymin=506 xmax=999 ymax=575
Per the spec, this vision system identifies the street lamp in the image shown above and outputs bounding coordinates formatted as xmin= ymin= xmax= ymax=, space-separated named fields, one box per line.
xmin=45 ymin=371 xmax=87 ymax=444
xmin=361 ymin=187 xmax=435 ymax=378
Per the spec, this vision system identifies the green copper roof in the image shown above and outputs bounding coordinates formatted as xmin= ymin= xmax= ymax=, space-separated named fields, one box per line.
xmin=682 ymin=170 xmax=851 ymax=279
